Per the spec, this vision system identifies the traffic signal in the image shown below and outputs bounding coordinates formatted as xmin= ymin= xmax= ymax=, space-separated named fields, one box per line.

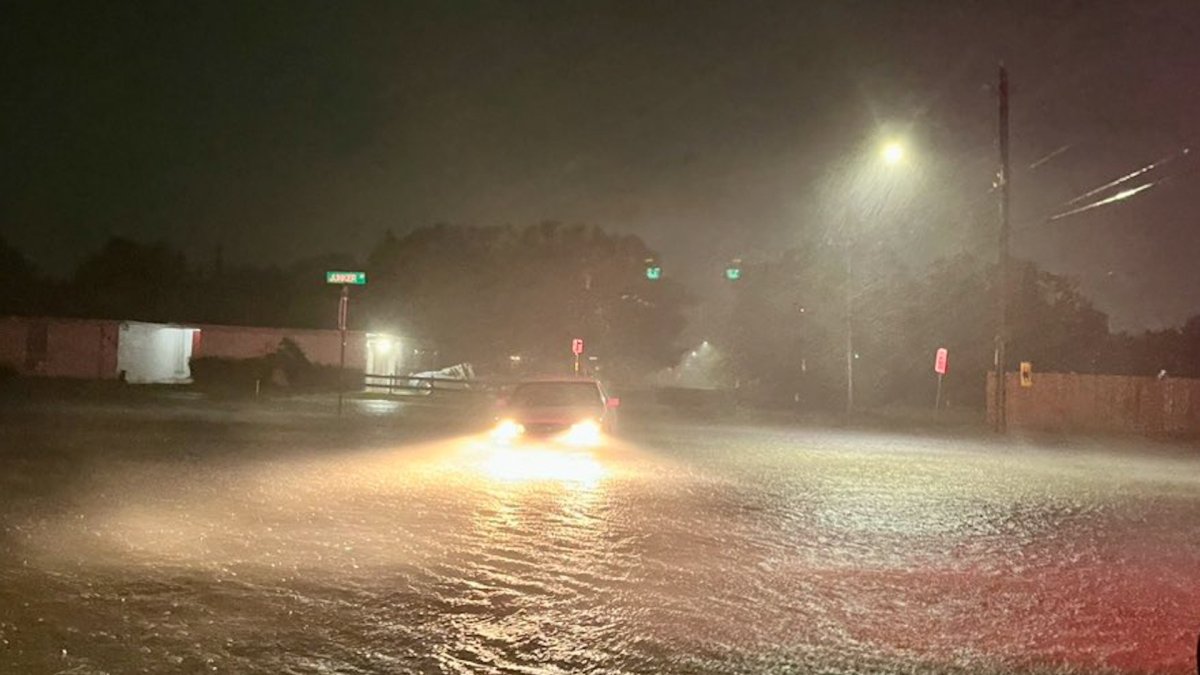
xmin=644 ymin=257 xmax=661 ymax=280
xmin=725 ymin=258 xmax=742 ymax=281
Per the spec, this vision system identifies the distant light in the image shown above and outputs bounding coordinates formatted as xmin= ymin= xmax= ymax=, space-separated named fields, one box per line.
xmin=509 ymin=354 xmax=522 ymax=362
xmin=882 ymin=142 xmax=904 ymax=165
xmin=374 ymin=340 xmax=392 ymax=354
xmin=646 ymin=265 xmax=662 ymax=280
xmin=690 ymin=351 xmax=698 ymax=357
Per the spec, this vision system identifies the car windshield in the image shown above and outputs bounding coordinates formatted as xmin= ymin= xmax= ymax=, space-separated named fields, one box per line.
xmin=508 ymin=382 xmax=601 ymax=408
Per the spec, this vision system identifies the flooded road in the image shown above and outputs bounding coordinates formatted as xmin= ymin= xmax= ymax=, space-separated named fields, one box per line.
xmin=2 ymin=399 xmax=1198 ymax=673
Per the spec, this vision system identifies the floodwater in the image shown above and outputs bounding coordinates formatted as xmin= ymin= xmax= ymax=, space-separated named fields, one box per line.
xmin=1 ymin=398 xmax=1198 ymax=673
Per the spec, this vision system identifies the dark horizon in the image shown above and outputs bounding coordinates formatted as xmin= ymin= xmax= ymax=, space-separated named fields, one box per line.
xmin=3 ymin=1 xmax=1200 ymax=331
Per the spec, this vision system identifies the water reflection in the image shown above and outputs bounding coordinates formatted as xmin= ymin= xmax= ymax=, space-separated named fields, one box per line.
xmin=352 ymin=398 xmax=406 ymax=416
xmin=477 ymin=445 xmax=607 ymax=487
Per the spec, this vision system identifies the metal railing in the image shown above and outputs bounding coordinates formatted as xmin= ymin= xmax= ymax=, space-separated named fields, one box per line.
xmin=361 ymin=373 xmax=513 ymax=395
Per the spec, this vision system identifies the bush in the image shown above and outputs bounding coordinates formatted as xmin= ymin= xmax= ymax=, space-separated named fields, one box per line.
xmin=189 ymin=339 xmax=360 ymax=392
xmin=189 ymin=355 xmax=272 ymax=390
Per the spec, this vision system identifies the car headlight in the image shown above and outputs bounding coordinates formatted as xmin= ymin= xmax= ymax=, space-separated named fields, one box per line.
xmin=561 ymin=419 xmax=602 ymax=447
xmin=491 ymin=419 xmax=525 ymax=443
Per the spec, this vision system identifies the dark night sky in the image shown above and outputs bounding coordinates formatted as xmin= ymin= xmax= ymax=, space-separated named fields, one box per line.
xmin=2 ymin=1 xmax=1199 ymax=331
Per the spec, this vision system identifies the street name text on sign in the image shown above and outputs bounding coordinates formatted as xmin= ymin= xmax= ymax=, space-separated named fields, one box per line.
xmin=326 ymin=271 xmax=367 ymax=285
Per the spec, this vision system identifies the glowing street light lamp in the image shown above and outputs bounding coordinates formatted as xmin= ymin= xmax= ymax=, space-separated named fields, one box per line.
xmin=881 ymin=141 xmax=905 ymax=165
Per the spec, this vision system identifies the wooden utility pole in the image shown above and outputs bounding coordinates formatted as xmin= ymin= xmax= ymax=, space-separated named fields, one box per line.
xmin=995 ymin=64 xmax=1011 ymax=432
xmin=845 ymin=242 xmax=854 ymax=417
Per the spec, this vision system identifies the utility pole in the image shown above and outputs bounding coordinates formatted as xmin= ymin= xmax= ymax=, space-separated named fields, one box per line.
xmin=845 ymin=241 xmax=854 ymax=417
xmin=994 ymin=64 xmax=1011 ymax=432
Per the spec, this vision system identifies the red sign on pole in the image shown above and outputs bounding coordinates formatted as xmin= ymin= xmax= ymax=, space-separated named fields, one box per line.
xmin=934 ymin=347 xmax=949 ymax=375
xmin=571 ymin=338 xmax=585 ymax=356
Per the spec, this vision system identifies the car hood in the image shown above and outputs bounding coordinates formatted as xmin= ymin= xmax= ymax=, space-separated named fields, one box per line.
xmin=508 ymin=406 xmax=602 ymax=425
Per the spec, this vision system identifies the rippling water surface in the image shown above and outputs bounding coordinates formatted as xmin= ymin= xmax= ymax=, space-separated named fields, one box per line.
xmin=2 ymin=404 xmax=1198 ymax=673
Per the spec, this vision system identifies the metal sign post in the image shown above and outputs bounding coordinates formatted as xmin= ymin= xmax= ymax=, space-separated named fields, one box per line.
xmin=337 ymin=286 xmax=348 ymax=416
xmin=571 ymin=338 xmax=584 ymax=374
xmin=327 ymin=270 xmax=367 ymax=417
xmin=934 ymin=347 xmax=949 ymax=411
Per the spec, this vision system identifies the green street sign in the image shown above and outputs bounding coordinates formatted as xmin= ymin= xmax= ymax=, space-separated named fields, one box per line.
xmin=645 ymin=265 xmax=662 ymax=280
xmin=326 ymin=270 xmax=367 ymax=285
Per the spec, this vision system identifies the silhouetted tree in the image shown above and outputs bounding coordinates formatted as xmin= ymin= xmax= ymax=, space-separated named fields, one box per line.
xmin=0 ymin=235 xmax=41 ymax=315
xmin=365 ymin=223 xmax=690 ymax=375
xmin=68 ymin=237 xmax=190 ymax=322
xmin=723 ymin=247 xmax=1115 ymax=409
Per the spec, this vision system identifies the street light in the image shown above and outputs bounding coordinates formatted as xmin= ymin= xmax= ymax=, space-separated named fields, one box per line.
xmin=843 ymin=138 xmax=910 ymax=416
xmin=882 ymin=141 xmax=905 ymax=165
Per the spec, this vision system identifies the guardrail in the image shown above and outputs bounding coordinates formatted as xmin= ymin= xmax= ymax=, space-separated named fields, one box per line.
xmin=361 ymin=373 xmax=513 ymax=395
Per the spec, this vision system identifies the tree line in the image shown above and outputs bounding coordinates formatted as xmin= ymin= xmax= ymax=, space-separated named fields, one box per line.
xmin=1 ymin=228 xmax=1196 ymax=406
xmin=721 ymin=234 xmax=1199 ymax=408
xmin=0 ymin=225 xmax=688 ymax=380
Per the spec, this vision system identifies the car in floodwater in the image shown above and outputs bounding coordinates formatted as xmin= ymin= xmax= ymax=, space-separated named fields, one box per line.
xmin=490 ymin=378 xmax=620 ymax=447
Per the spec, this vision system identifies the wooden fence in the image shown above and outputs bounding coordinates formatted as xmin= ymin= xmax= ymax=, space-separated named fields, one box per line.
xmin=987 ymin=371 xmax=1200 ymax=435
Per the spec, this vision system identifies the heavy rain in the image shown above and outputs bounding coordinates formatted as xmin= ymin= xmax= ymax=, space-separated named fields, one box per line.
xmin=4 ymin=2 xmax=1200 ymax=673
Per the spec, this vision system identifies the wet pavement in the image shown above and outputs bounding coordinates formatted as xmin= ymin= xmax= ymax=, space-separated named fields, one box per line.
xmin=1 ymin=397 xmax=1198 ymax=674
